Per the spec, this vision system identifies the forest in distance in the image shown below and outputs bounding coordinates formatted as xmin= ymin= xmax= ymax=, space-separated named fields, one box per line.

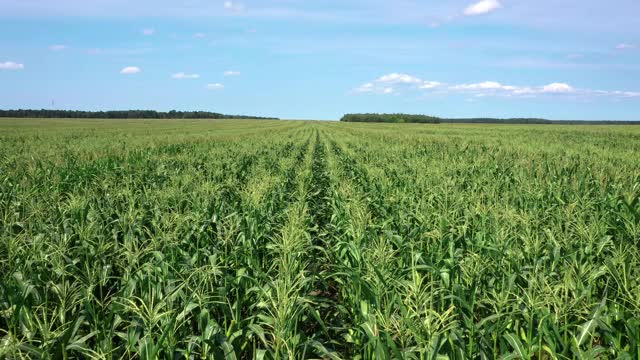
xmin=0 ymin=109 xmax=279 ymax=120
xmin=340 ymin=113 xmax=640 ymax=125
xmin=2 ymin=110 xmax=640 ymax=124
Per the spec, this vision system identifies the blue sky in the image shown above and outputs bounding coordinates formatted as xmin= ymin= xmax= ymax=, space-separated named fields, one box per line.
xmin=1 ymin=0 xmax=639 ymax=120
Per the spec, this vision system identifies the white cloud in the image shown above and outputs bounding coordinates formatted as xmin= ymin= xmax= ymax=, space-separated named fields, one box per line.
xmin=420 ymin=81 xmax=442 ymax=89
xmin=377 ymin=73 xmax=422 ymax=84
xmin=512 ymin=87 xmax=536 ymax=95
xmin=355 ymin=82 xmax=375 ymax=93
xmin=120 ymin=66 xmax=141 ymax=75
xmin=567 ymin=53 xmax=584 ymax=59
xmin=223 ymin=1 xmax=245 ymax=12
xmin=0 ymin=61 xmax=24 ymax=70
xmin=452 ymin=81 xmax=574 ymax=95
xmin=354 ymin=73 xmax=443 ymax=94
xmin=542 ymin=83 xmax=574 ymax=93
xmin=354 ymin=73 xmax=640 ymax=100
xmin=453 ymin=81 xmax=508 ymax=90
xmin=142 ymin=28 xmax=155 ymax=36
xmin=224 ymin=70 xmax=241 ymax=76
xmin=49 ymin=44 xmax=68 ymax=51
xmin=464 ymin=0 xmax=502 ymax=16
xmin=616 ymin=43 xmax=636 ymax=50
xmin=193 ymin=33 xmax=206 ymax=39
xmin=206 ymin=83 xmax=224 ymax=90
xmin=172 ymin=72 xmax=200 ymax=79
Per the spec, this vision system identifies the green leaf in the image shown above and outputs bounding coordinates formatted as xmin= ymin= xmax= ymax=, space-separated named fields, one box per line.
xmin=503 ymin=332 xmax=526 ymax=359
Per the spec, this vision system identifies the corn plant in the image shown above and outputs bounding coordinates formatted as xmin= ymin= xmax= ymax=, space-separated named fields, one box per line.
xmin=1 ymin=118 xmax=639 ymax=359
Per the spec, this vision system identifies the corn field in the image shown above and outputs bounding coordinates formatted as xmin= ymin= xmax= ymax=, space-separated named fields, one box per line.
xmin=1 ymin=118 xmax=639 ymax=359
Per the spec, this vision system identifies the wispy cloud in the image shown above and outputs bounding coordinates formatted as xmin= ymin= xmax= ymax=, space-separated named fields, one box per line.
xmin=1 ymin=0 xmax=638 ymax=34
xmin=193 ymin=33 xmax=206 ymax=39
xmin=142 ymin=28 xmax=155 ymax=36
xmin=616 ymin=43 xmax=636 ymax=50
xmin=172 ymin=72 xmax=200 ymax=79
xmin=463 ymin=0 xmax=502 ymax=16
xmin=206 ymin=83 xmax=224 ymax=90
xmin=0 ymin=61 xmax=24 ymax=70
xmin=420 ymin=81 xmax=442 ymax=89
xmin=224 ymin=70 xmax=241 ymax=76
xmin=609 ymin=90 xmax=640 ymax=98
xmin=354 ymin=82 xmax=375 ymax=93
xmin=120 ymin=66 xmax=141 ymax=75
xmin=223 ymin=1 xmax=245 ymax=13
xmin=49 ymin=44 xmax=68 ymax=51
xmin=354 ymin=73 xmax=640 ymax=99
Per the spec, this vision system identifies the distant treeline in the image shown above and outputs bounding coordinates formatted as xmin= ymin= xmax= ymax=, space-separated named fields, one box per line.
xmin=340 ymin=113 xmax=640 ymax=125
xmin=0 ymin=109 xmax=279 ymax=120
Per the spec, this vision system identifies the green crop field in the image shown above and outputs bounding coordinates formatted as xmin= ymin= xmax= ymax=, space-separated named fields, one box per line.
xmin=1 ymin=118 xmax=639 ymax=359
